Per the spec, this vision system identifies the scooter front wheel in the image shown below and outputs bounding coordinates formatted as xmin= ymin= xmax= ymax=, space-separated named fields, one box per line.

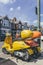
xmin=22 ymin=51 xmax=30 ymax=61
xmin=13 ymin=50 xmax=30 ymax=61
xmin=33 ymin=48 xmax=41 ymax=59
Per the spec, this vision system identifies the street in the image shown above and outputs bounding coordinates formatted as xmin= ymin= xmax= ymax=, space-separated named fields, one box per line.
xmin=0 ymin=41 xmax=43 ymax=65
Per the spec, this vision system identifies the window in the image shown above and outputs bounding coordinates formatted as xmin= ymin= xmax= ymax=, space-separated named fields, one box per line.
xmin=2 ymin=30 xmax=6 ymax=34
xmin=4 ymin=23 xmax=5 ymax=26
xmin=2 ymin=19 xmax=10 ymax=27
xmin=1 ymin=20 xmax=3 ymax=24
xmin=18 ymin=24 xmax=22 ymax=29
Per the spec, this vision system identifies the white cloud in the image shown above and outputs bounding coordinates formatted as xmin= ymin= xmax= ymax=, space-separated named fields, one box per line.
xmin=10 ymin=0 xmax=16 ymax=3
xmin=0 ymin=0 xmax=9 ymax=4
xmin=10 ymin=7 xmax=14 ymax=11
xmin=33 ymin=20 xmax=37 ymax=25
xmin=40 ymin=14 xmax=43 ymax=17
xmin=17 ymin=6 xmax=21 ymax=11
xmin=41 ymin=22 xmax=43 ymax=26
xmin=33 ymin=20 xmax=37 ymax=24
xmin=33 ymin=20 xmax=43 ymax=27
xmin=0 ymin=0 xmax=16 ymax=4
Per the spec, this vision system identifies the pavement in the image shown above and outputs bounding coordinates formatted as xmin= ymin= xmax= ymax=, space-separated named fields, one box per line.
xmin=0 ymin=41 xmax=43 ymax=65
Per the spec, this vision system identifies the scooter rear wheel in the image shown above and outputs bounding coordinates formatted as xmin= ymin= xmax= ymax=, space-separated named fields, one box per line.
xmin=33 ymin=48 xmax=41 ymax=59
xmin=2 ymin=48 xmax=9 ymax=54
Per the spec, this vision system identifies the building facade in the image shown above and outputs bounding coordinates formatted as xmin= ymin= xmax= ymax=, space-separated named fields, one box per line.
xmin=0 ymin=16 xmax=11 ymax=41
xmin=11 ymin=17 xmax=22 ymax=41
xmin=22 ymin=22 xmax=29 ymax=30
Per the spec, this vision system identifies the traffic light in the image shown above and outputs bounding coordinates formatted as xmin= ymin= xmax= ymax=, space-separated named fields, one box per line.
xmin=35 ymin=7 xmax=38 ymax=15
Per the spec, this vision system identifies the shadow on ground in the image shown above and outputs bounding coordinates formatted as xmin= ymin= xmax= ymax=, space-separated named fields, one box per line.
xmin=28 ymin=51 xmax=43 ymax=63
xmin=0 ymin=58 xmax=17 ymax=65
xmin=16 ymin=51 xmax=43 ymax=63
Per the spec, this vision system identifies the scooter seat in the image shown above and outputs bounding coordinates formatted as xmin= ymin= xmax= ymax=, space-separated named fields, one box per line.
xmin=25 ymin=40 xmax=39 ymax=47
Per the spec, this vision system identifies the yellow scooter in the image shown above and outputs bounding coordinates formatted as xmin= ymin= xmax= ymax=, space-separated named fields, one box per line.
xmin=2 ymin=33 xmax=34 ymax=61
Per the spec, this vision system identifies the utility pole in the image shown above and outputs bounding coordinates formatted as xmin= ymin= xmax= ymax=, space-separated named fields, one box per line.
xmin=37 ymin=0 xmax=40 ymax=31
xmin=37 ymin=0 xmax=41 ymax=46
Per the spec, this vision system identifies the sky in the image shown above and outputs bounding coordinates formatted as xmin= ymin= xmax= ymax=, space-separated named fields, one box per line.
xmin=0 ymin=0 xmax=43 ymax=26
